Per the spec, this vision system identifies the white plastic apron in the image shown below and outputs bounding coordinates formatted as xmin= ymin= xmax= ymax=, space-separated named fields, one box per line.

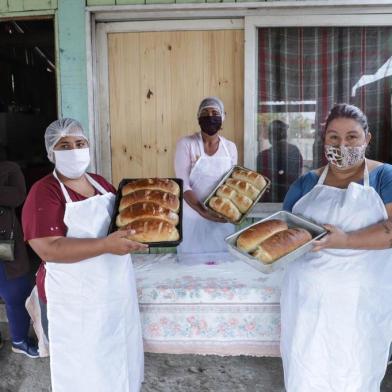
xmin=178 ymin=133 xmax=235 ymax=254
xmin=45 ymin=171 xmax=144 ymax=392
xmin=280 ymin=162 xmax=392 ymax=392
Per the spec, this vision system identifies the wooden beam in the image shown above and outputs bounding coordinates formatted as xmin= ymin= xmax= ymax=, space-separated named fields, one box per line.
xmin=0 ymin=11 xmax=55 ymax=19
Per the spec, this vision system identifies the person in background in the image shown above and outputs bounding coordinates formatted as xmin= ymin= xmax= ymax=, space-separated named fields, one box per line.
xmin=175 ymin=97 xmax=238 ymax=254
xmin=257 ymin=120 xmax=303 ymax=201
xmin=22 ymin=118 xmax=146 ymax=392
xmin=281 ymin=103 xmax=392 ymax=391
xmin=0 ymin=159 xmax=38 ymax=357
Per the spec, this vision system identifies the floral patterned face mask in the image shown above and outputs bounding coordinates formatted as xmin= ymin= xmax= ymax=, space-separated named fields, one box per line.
xmin=324 ymin=144 xmax=367 ymax=169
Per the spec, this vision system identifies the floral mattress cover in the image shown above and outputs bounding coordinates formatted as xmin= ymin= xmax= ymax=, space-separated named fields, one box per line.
xmin=133 ymin=252 xmax=283 ymax=305
xmin=133 ymin=253 xmax=283 ymax=356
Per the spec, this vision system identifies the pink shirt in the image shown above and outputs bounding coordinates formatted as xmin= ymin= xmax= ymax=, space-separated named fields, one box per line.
xmin=174 ymin=132 xmax=238 ymax=192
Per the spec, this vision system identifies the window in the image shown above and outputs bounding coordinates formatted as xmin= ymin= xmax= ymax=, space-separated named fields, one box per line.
xmin=256 ymin=26 xmax=392 ymax=202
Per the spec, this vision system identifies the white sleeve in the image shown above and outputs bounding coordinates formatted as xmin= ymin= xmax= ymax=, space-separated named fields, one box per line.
xmin=174 ymin=137 xmax=193 ymax=193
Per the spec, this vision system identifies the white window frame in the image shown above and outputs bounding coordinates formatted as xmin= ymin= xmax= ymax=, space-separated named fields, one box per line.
xmin=244 ymin=12 xmax=392 ymax=172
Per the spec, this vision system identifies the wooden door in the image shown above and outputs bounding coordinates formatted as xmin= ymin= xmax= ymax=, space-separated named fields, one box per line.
xmin=107 ymin=29 xmax=244 ymax=186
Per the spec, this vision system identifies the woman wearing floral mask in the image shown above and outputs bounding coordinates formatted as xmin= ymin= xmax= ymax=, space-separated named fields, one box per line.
xmin=281 ymin=103 xmax=392 ymax=391
xmin=22 ymin=119 xmax=146 ymax=392
xmin=175 ymin=97 xmax=238 ymax=255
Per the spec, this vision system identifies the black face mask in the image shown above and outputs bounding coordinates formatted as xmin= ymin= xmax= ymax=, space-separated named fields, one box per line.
xmin=198 ymin=116 xmax=222 ymax=136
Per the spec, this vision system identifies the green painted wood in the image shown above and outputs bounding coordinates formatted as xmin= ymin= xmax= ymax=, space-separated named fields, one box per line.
xmin=175 ymin=0 xmax=205 ymax=4
xmin=58 ymin=0 xmax=89 ymax=134
xmin=146 ymin=0 xmax=175 ymax=4
xmin=23 ymin=0 xmax=57 ymax=11
xmin=0 ymin=0 xmax=56 ymax=15
xmin=116 ymin=0 xmax=145 ymax=5
xmin=0 ymin=0 xmax=8 ymax=12
xmin=87 ymin=0 xmax=115 ymax=5
xmin=206 ymin=0 xmax=232 ymax=3
xmin=7 ymin=0 xmax=24 ymax=12
xmin=0 ymin=9 xmax=55 ymax=17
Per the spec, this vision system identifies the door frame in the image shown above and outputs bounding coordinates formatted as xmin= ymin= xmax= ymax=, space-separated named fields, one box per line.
xmin=92 ymin=18 xmax=244 ymax=182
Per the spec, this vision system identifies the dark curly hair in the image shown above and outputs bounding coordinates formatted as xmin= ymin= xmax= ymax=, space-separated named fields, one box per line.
xmin=324 ymin=103 xmax=369 ymax=135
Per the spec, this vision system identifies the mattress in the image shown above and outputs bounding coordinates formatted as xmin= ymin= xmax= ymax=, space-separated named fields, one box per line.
xmin=133 ymin=253 xmax=283 ymax=356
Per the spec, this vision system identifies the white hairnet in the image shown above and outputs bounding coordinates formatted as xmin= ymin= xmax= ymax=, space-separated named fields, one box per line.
xmin=197 ymin=97 xmax=225 ymax=121
xmin=45 ymin=118 xmax=88 ymax=163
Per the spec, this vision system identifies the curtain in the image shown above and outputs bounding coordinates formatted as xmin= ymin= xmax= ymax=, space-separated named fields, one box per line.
xmin=257 ymin=26 xmax=392 ymax=201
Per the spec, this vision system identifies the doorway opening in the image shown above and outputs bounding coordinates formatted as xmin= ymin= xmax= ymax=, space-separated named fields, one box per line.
xmin=0 ymin=18 xmax=57 ymax=272
xmin=0 ymin=18 xmax=57 ymax=189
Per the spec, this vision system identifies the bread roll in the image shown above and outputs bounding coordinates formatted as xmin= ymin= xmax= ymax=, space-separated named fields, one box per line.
xmin=123 ymin=219 xmax=179 ymax=243
xmin=116 ymin=202 xmax=179 ymax=227
xmin=252 ymin=228 xmax=312 ymax=264
xmin=122 ymin=178 xmax=180 ymax=197
xmin=231 ymin=169 xmax=267 ymax=191
xmin=236 ymin=219 xmax=288 ymax=252
xmin=216 ymin=185 xmax=253 ymax=214
xmin=225 ymin=178 xmax=259 ymax=200
xmin=119 ymin=190 xmax=180 ymax=213
xmin=208 ymin=196 xmax=241 ymax=222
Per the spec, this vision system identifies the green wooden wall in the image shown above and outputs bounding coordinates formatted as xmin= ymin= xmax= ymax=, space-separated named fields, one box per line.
xmin=87 ymin=0 xmax=282 ymax=4
xmin=57 ymin=0 xmax=88 ymax=132
xmin=0 ymin=0 xmax=57 ymax=13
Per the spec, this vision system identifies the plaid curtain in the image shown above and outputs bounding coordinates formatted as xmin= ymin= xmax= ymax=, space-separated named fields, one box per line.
xmin=257 ymin=27 xmax=392 ymax=202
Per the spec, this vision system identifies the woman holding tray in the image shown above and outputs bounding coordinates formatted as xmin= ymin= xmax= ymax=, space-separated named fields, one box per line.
xmin=22 ymin=118 xmax=146 ymax=392
xmin=281 ymin=103 xmax=392 ymax=392
xmin=175 ymin=96 xmax=238 ymax=254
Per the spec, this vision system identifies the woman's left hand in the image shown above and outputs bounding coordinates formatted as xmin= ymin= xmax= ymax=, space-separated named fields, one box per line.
xmin=312 ymin=224 xmax=349 ymax=252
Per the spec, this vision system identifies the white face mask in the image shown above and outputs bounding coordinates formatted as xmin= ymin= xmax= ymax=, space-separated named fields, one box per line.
xmin=54 ymin=148 xmax=90 ymax=179
xmin=324 ymin=144 xmax=367 ymax=169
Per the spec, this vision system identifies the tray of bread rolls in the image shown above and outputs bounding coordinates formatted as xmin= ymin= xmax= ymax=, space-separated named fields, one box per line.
xmin=225 ymin=211 xmax=327 ymax=274
xmin=108 ymin=178 xmax=183 ymax=247
xmin=203 ymin=165 xmax=270 ymax=224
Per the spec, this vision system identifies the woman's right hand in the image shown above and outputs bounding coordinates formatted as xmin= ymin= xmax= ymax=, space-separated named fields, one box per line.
xmin=104 ymin=229 xmax=149 ymax=255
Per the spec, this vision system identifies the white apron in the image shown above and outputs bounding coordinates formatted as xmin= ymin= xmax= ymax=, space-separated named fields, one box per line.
xmin=280 ymin=162 xmax=392 ymax=392
xmin=177 ymin=133 xmax=235 ymax=254
xmin=45 ymin=171 xmax=144 ymax=392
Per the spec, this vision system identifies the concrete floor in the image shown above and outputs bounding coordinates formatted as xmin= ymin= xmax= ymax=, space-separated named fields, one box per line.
xmin=1 ymin=341 xmax=392 ymax=392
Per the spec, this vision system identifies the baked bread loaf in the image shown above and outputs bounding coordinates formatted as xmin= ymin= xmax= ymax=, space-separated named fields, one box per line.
xmin=208 ymin=196 xmax=241 ymax=222
xmin=216 ymin=185 xmax=253 ymax=214
xmin=123 ymin=218 xmax=179 ymax=243
xmin=225 ymin=178 xmax=259 ymax=201
xmin=231 ymin=169 xmax=266 ymax=191
xmin=236 ymin=219 xmax=288 ymax=252
xmin=252 ymin=228 xmax=312 ymax=264
xmin=122 ymin=178 xmax=180 ymax=197
xmin=116 ymin=202 xmax=179 ymax=227
xmin=119 ymin=190 xmax=180 ymax=213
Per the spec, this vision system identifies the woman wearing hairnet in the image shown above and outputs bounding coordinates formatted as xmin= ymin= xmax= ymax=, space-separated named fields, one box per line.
xmin=175 ymin=97 xmax=238 ymax=254
xmin=22 ymin=119 xmax=146 ymax=392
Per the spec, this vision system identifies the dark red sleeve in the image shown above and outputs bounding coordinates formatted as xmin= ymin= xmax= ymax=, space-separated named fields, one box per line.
xmin=22 ymin=176 xmax=68 ymax=240
xmin=89 ymin=173 xmax=117 ymax=194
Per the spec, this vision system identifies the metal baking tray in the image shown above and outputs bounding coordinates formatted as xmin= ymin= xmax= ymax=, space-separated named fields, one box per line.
xmin=202 ymin=165 xmax=270 ymax=225
xmin=225 ymin=211 xmax=327 ymax=274
xmin=107 ymin=178 xmax=183 ymax=247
